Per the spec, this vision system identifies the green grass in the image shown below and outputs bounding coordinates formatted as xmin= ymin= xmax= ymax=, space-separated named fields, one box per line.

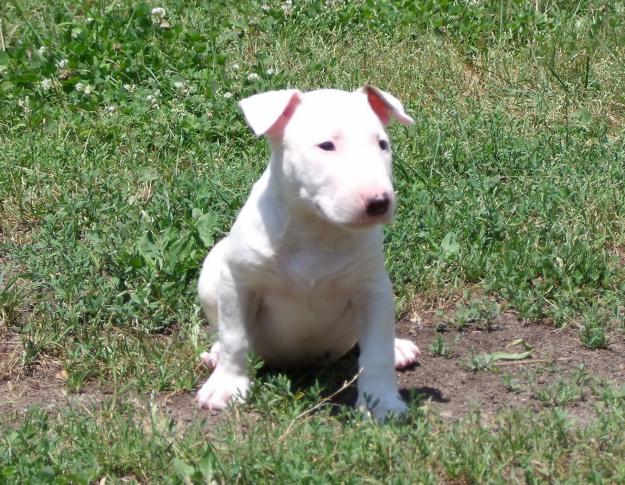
xmin=2 ymin=0 xmax=625 ymax=482
xmin=2 ymin=382 xmax=625 ymax=483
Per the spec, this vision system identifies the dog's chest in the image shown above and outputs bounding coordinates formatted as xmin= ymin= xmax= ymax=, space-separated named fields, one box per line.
xmin=252 ymin=245 xmax=362 ymax=365
xmin=243 ymin=224 xmax=381 ymax=366
xmin=272 ymin=241 xmax=365 ymax=293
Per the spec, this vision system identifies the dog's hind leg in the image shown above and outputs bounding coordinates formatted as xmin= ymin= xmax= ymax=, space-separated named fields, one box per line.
xmin=200 ymin=342 xmax=221 ymax=369
xmin=394 ymin=338 xmax=421 ymax=370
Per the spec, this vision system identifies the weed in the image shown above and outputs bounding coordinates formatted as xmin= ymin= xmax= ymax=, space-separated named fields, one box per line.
xmin=453 ymin=298 xmax=501 ymax=332
xmin=570 ymin=364 xmax=593 ymax=388
xmin=501 ymin=374 xmax=522 ymax=394
xmin=0 ymin=274 xmax=25 ymax=328
xmin=429 ymin=334 xmax=455 ymax=358
xmin=533 ymin=379 xmax=583 ymax=407
xmin=465 ymin=353 xmax=493 ymax=373
xmin=580 ymin=308 xmax=610 ymax=349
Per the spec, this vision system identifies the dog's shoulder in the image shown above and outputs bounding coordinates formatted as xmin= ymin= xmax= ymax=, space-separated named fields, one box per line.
xmin=224 ymin=169 xmax=288 ymax=264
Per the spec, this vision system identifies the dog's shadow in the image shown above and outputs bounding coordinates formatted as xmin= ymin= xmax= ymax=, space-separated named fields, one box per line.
xmin=255 ymin=346 xmax=448 ymax=416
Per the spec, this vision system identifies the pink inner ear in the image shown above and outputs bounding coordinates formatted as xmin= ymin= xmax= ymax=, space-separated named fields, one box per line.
xmin=266 ymin=94 xmax=301 ymax=138
xmin=366 ymin=88 xmax=391 ymax=125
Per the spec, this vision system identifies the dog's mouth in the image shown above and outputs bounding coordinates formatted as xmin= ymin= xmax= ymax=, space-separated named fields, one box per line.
xmin=347 ymin=213 xmax=394 ymax=229
xmin=313 ymin=202 xmax=393 ymax=229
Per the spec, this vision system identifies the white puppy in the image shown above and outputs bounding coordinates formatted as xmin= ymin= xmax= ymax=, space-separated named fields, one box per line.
xmin=196 ymin=86 xmax=421 ymax=420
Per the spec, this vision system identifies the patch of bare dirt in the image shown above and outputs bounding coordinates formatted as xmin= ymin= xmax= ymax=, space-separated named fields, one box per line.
xmin=0 ymin=329 xmax=23 ymax=382
xmin=1 ymin=252 xmax=35 ymax=384
xmin=0 ymin=363 xmax=222 ymax=429
xmin=2 ymin=303 xmax=624 ymax=427
xmin=155 ymin=390 xmax=223 ymax=427
xmin=395 ymin=307 xmax=625 ymax=424
xmin=1 ymin=360 xmax=102 ymax=421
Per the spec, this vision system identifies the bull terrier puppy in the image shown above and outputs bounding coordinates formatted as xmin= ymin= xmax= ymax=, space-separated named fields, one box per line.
xmin=196 ymin=86 xmax=421 ymax=419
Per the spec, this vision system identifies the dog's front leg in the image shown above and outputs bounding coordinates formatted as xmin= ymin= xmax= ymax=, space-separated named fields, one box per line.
xmin=355 ymin=277 xmax=406 ymax=420
xmin=197 ymin=268 xmax=257 ymax=410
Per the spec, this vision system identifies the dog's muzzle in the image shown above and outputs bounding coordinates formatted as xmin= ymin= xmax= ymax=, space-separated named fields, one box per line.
xmin=365 ymin=193 xmax=391 ymax=216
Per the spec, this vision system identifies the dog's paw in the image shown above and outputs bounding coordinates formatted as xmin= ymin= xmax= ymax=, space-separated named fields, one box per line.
xmin=200 ymin=342 xmax=221 ymax=369
xmin=394 ymin=338 xmax=421 ymax=370
xmin=196 ymin=369 xmax=250 ymax=411
xmin=356 ymin=392 xmax=407 ymax=421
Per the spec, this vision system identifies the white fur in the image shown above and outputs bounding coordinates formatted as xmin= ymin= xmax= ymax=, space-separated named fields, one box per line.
xmin=196 ymin=86 xmax=420 ymax=420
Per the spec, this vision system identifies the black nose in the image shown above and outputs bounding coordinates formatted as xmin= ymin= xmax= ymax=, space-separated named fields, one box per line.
xmin=365 ymin=193 xmax=390 ymax=216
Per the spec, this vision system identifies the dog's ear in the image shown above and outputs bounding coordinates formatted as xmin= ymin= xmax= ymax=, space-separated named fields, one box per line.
xmin=358 ymin=86 xmax=414 ymax=126
xmin=239 ymin=89 xmax=302 ymax=138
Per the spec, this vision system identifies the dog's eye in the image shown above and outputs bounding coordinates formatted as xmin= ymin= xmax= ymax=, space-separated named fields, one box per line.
xmin=378 ymin=139 xmax=389 ymax=151
xmin=318 ymin=141 xmax=336 ymax=151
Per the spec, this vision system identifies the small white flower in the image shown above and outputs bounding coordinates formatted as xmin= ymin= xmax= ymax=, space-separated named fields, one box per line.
xmin=140 ymin=210 xmax=153 ymax=223
xmin=151 ymin=7 xmax=171 ymax=28
xmin=18 ymin=97 xmax=32 ymax=114
xmin=56 ymin=58 xmax=68 ymax=69
xmin=105 ymin=105 xmax=116 ymax=113
xmin=151 ymin=7 xmax=166 ymax=19
xmin=123 ymin=83 xmax=136 ymax=92
xmin=75 ymin=82 xmax=94 ymax=95
xmin=231 ymin=63 xmax=240 ymax=71
xmin=223 ymin=91 xmax=233 ymax=99
xmin=40 ymin=78 xmax=53 ymax=91
xmin=266 ymin=67 xmax=275 ymax=76
xmin=173 ymin=80 xmax=194 ymax=95
xmin=281 ymin=0 xmax=293 ymax=14
xmin=37 ymin=46 xmax=48 ymax=56
xmin=171 ymin=102 xmax=187 ymax=116
xmin=261 ymin=3 xmax=271 ymax=11
xmin=247 ymin=72 xmax=260 ymax=81
xmin=146 ymin=90 xmax=161 ymax=107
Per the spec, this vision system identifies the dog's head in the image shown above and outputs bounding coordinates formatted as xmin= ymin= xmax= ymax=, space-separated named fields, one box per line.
xmin=239 ymin=86 xmax=413 ymax=228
